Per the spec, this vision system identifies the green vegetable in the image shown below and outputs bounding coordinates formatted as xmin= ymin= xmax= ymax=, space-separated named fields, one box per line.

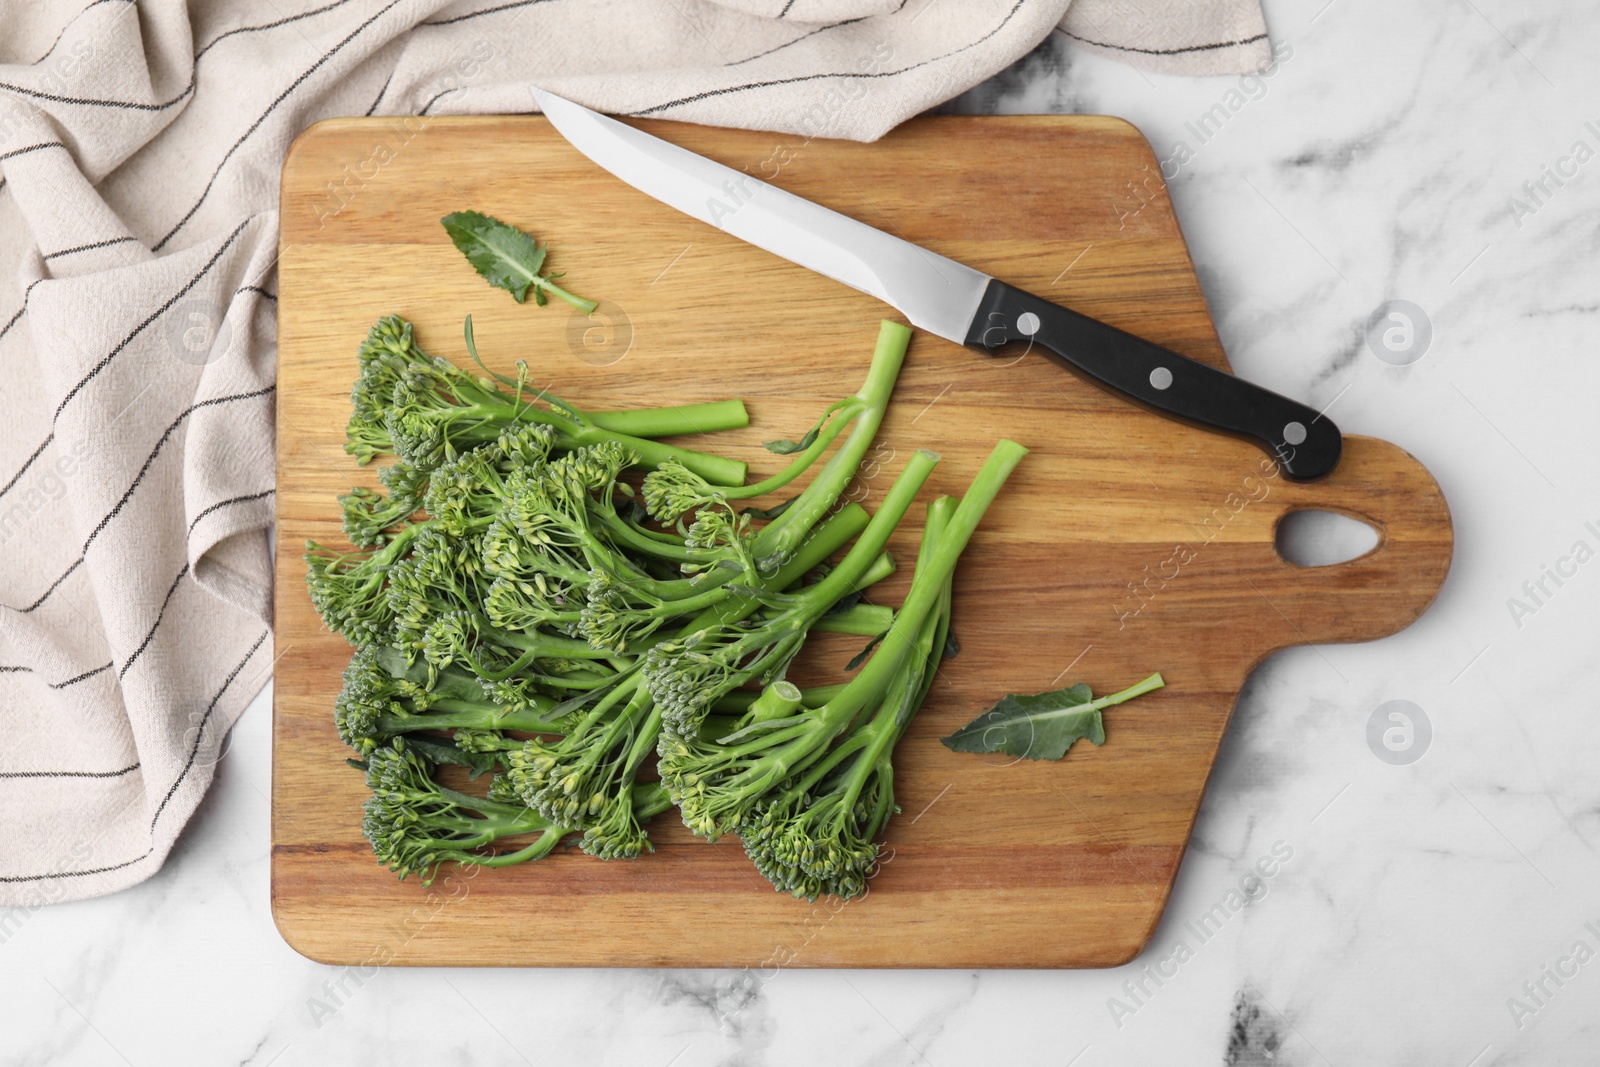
xmin=311 ymin=309 xmax=1026 ymax=898
xmin=641 ymin=321 xmax=908 ymax=555
xmin=656 ymin=440 xmax=1028 ymax=855
xmin=361 ymin=738 xmax=672 ymax=883
xmin=344 ymin=315 xmax=746 ymax=484
xmin=441 ymin=210 xmax=597 ymax=311
xmin=503 ymin=502 xmax=885 ymax=860
xmin=939 ymin=673 xmax=1165 ymax=761
xmin=334 ymin=644 xmax=567 ymax=757
xmin=743 ymin=495 xmax=956 ymax=900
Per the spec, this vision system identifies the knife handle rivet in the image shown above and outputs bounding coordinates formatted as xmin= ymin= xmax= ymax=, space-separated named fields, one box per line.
xmin=1016 ymin=311 xmax=1041 ymax=336
xmin=1149 ymin=366 xmax=1173 ymax=390
xmin=1283 ymin=421 xmax=1308 ymax=446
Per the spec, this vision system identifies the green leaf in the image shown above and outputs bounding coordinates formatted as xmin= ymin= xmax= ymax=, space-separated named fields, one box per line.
xmin=844 ymin=631 xmax=885 ymax=671
xmin=441 ymin=210 xmax=549 ymax=303
xmin=461 ymin=315 xmax=520 ymax=388
xmin=740 ymin=496 xmax=796 ymax=521
xmin=763 ymin=426 xmax=819 ymax=455
xmin=822 ymin=589 xmax=861 ymax=616
xmin=940 ymin=673 xmax=1165 ymax=761
xmin=439 ymin=209 xmax=598 ymax=312
xmin=763 ymin=399 xmax=848 ymax=455
xmin=402 ymin=735 xmax=500 ymax=779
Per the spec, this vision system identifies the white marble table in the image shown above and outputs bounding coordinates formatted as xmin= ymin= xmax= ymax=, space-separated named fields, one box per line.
xmin=5 ymin=2 xmax=1596 ymax=1063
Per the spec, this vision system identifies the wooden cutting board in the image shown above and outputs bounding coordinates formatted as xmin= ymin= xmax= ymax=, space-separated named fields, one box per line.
xmin=273 ymin=115 xmax=1451 ymax=968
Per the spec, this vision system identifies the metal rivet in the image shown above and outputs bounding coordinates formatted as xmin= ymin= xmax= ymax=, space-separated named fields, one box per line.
xmin=1149 ymin=367 xmax=1173 ymax=390
xmin=1016 ymin=311 xmax=1041 ymax=336
xmin=1283 ymin=421 xmax=1307 ymax=445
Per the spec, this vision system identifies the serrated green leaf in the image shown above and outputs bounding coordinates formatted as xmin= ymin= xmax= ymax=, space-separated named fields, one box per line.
xmin=441 ymin=210 xmax=549 ymax=303
xmin=940 ymin=673 xmax=1164 ymax=761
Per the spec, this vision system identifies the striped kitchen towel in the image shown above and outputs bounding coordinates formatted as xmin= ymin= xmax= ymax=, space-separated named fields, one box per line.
xmin=0 ymin=0 xmax=1269 ymax=906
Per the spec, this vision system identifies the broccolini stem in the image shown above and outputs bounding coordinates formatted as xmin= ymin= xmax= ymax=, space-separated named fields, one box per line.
xmin=378 ymin=703 xmax=567 ymax=736
xmin=619 ymin=703 xmax=664 ymax=779
xmin=630 ymin=782 xmax=674 ymax=820
xmin=568 ymin=421 xmax=746 ymax=486
xmin=705 ymin=398 xmax=860 ymax=501
xmin=710 ymin=683 xmax=847 ymax=714
xmin=470 ymin=828 xmax=567 ymax=867
xmin=488 ymin=622 xmax=622 ymax=661
xmin=811 ymin=604 xmax=893 ymax=637
xmin=668 ymin=502 xmax=875 ymax=638
xmin=751 ymin=321 xmax=910 ymax=565
xmin=833 ymin=498 xmax=955 ymax=808
xmin=536 ymin=276 xmax=598 ymax=314
xmin=411 ymin=384 xmax=748 ymax=487
xmin=777 ymin=441 xmax=1026 ymax=754
xmin=748 ymin=681 xmax=805 ymax=723
xmin=567 ymin=671 xmax=646 ymax=737
xmin=591 ymin=509 xmax=701 ymax=562
xmin=588 ymin=399 xmax=750 ymax=438
xmin=774 ymin=447 xmax=940 ymax=618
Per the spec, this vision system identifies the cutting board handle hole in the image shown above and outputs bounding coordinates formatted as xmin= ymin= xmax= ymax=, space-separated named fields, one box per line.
xmin=1275 ymin=509 xmax=1380 ymax=567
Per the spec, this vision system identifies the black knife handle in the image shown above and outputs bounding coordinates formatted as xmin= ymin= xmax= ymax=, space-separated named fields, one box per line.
xmin=964 ymin=279 xmax=1340 ymax=481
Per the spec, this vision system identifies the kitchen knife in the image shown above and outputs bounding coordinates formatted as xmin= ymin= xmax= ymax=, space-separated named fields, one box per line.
xmin=531 ymin=87 xmax=1341 ymax=480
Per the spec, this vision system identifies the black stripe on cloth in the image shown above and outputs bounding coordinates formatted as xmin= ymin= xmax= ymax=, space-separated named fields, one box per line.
xmin=0 ymin=0 xmax=363 ymax=117
xmin=22 ymin=385 xmax=274 ymax=616
xmin=0 ymin=278 xmax=46 ymax=345
xmin=0 ymin=635 xmax=262 ymax=889
xmin=237 ymin=285 xmax=277 ymax=301
xmin=1056 ymin=29 xmax=1268 ymax=56
xmin=419 ymin=0 xmax=551 ymax=28
xmin=186 ymin=488 xmax=274 ymax=536
xmin=19 ymin=557 xmax=83 ymax=613
xmin=0 ymin=142 xmax=66 ymax=163
xmin=0 ymin=77 xmax=193 ymax=113
xmin=75 ymin=384 xmax=277 ymax=559
xmin=0 ymin=434 xmax=56 ymax=502
xmin=193 ymin=0 xmax=356 ymax=61
xmin=634 ymin=0 xmax=1028 ymax=115
xmin=147 ymin=629 xmax=268 ymax=832
xmin=119 ymin=563 xmax=189 ymax=680
xmin=778 ymin=0 xmax=799 ymax=17
xmin=419 ymin=88 xmax=454 ymax=115
xmin=365 ymin=72 xmax=393 ymax=116
xmin=55 ymin=218 xmax=253 ymax=420
xmin=0 ymin=762 xmax=139 ymax=780
xmin=42 ymin=235 xmax=141 ymax=261
xmin=152 ymin=0 xmax=408 ymax=251
xmin=0 ymin=660 xmax=113 ymax=688
xmin=0 ymin=303 xmax=25 ymax=343
xmin=50 ymin=662 xmax=112 ymax=688
xmin=0 ymin=850 xmax=152 ymax=883
xmin=728 ymin=18 xmax=864 ymax=67
xmin=22 ymin=0 xmax=135 ymax=67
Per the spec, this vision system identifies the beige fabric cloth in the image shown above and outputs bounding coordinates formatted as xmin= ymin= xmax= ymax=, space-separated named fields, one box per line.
xmin=1061 ymin=0 xmax=1271 ymax=76
xmin=0 ymin=0 xmax=1269 ymax=906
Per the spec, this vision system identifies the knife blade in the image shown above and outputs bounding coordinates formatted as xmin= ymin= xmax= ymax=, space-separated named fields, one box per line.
xmin=531 ymin=87 xmax=1341 ymax=480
